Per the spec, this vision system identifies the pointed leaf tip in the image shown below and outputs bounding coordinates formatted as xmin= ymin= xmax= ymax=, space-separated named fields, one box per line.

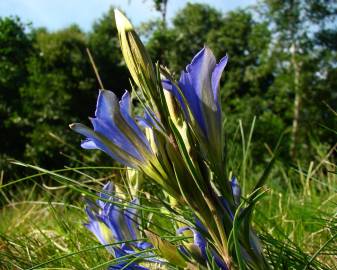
xmin=114 ymin=9 xmax=133 ymax=32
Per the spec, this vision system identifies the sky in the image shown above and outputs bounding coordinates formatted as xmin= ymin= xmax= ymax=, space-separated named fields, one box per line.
xmin=0 ymin=0 xmax=256 ymax=31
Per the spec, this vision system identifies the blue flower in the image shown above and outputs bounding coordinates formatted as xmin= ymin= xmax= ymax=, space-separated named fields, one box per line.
xmin=230 ymin=177 xmax=241 ymax=206
xmin=85 ymin=182 xmax=155 ymax=270
xmin=70 ymin=90 xmax=153 ymax=169
xmin=162 ymin=47 xmax=228 ymax=158
xmin=177 ymin=225 xmax=228 ymax=270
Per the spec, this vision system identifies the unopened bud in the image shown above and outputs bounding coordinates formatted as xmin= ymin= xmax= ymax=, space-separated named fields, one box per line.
xmin=114 ymin=9 xmax=156 ymax=91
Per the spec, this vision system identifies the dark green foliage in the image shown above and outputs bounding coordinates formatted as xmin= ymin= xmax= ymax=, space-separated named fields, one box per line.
xmin=20 ymin=25 xmax=96 ymax=168
xmin=260 ymin=0 xmax=337 ymax=160
xmin=147 ymin=3 xmax=222 ymax=72
xmin=0 ymin=1 xmax=336 ymax=180
xmin=0 ymin=17 xmax=33 ymax=177
xmin=169 ymin=3 xmax=222 ymax=70
xmin=0 ymin=16 xmax=129 ymax=180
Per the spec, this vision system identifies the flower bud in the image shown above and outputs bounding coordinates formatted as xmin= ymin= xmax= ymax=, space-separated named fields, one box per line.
xmin=114 ymin=9 xmax=157 ymax=93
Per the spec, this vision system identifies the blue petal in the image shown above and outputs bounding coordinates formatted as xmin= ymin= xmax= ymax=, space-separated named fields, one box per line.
xmin=85 ymin=203 xmax=97 ymax=220
xmin=220 ymin=197 xmax=234 ymax=220
xmin=90 ymin=117 xmax=143 ymax=161
xmin=185 ymin=47 xmax=218 ymax=111
xmin=119 ymin=91 xmax=152 ymax=152
xmin=177 ymin=226 xmax=206 ymax=253
xmin=96 ymin=90 xmax=151 ymax=156
xmin=85 ymin=183 xmax=156 ymax=270
xmin=179 ymin=70 xmax=207 ymax=134
xmin=135 ymin=116 xmax=151 ymax=129
xmin=185 ymin=47 xmax=216 ymax=105
xmin=230 ymin=176 xmax=241 ymax=205
xmin=103 ymin=204 xmax=125 ymax=242
xmin=95 ymin=89 xmax=119 ymax=121
xmin=71 ymin=89 xmax=154 ymax=168
xmin=211 ymin=55 xmax=228 ymax=106
xmin=85 ymin=209 xmax=115 ymax=254
xmin=162 ymin=80 xmax=188 ymax=117
xmin=195 ymin=217 xmax=208 ymax=233
xmin=163 ymin=47 xmax=224 ymax=138
xmin=97 ymin=182 xmax=114 ymax=209
xmin=84 ymin=219 xmax=106 ymax=244
xmin=81 ymin=138 xmax=98 ymax=149
xmin=137 ymin=241 xmax=153 ymax=250
xmin=136 ymin=108 xmax=162 ymax=130
xmin=71 ymin=123 xmax=136 ymax=167
xmin=94 ymin=184 xmax=127 ymax=242
xmin=111 ymin=247 xmax=151 ymax=270
xmin=124 ymin=199 xmax=139 ymax=240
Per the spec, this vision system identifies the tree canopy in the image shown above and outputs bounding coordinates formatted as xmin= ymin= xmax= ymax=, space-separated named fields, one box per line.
xmin=0 ymin=2 xmax=336 ymax=180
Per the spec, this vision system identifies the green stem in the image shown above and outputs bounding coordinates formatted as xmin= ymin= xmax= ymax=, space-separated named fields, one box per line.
xmin=204 ymin=196 xmax=233 ymax=269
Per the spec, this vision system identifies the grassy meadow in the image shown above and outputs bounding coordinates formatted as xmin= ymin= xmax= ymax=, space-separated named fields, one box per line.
xmin=1 ymin=1 xmax=337 ymax=269
xmin=1 ymin=125 xmax=336 ymax=269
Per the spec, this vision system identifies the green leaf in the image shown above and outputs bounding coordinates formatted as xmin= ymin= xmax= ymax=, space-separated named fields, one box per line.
xmin=145 ymin=230 xmax=187 ymax=268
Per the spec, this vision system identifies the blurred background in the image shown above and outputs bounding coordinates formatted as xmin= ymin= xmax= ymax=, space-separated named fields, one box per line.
xmin=1 ymin=0 xmax=336 ymax=181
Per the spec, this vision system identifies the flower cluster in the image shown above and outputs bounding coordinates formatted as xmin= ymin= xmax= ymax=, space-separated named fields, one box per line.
xmin=71 ymin=9 xmax=270 ymax=270
xmin=85 ymin=182 xmax=155 ymax=269
xmin=87 ymin=182 xmax=231 ymax=269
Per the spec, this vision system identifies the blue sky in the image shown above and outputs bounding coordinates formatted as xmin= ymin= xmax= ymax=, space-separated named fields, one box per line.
xmin=0 ymin=0 xmax=256 ymax=31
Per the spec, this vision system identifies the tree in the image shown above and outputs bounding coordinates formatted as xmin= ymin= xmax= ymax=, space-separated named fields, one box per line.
xmin=171 ymin=3 xmax=222 ymax=72
xmin=0 ymin=17 xmax=33 ymax=176
xmin=146 ymin=3 xmax=222 ymax=73
xmin=208 ymin=9 xmax=272 ymax=99
xmin=152 ymin=0 xmax=169 ymax=26
xmin=20 ymin=25 xmax=96 ymax=167
xmin=259 ymin=0 xmax=337 ymax=159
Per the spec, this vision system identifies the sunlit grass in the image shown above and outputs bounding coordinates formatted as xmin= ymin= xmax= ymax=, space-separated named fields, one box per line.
xmin=1 ymin=125 xmax=336 ymax=269
xmin=0 ymin=192 xmax=109 ymax=269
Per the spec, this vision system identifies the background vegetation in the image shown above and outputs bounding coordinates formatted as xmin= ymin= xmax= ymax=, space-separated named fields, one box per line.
xmin=0 ymin=0 xmax=336 ymax=269
xmin=1 ymin=1 xmax=336 ymax=178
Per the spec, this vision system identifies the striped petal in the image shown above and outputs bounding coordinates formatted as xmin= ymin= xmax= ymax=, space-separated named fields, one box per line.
xmin=70 ymin=123 xmax=139 ymax=168
xmin=70 ymin=89 xmax=154 ymax=168
xmin=162 ymin=47 xmax=227 ymax=144
xmin=211 ymin=55 xmax=228 ymax=107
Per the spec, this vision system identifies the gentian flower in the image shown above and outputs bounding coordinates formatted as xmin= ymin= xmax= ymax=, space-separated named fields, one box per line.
xmin=70 ymin=90 xmax=152 ymax=168
xmin=85 ymin=182 xmax=155 ymax=269
xmin=72 ymin=8 xmax=270 ymax=268
xmin=70 ymin=90 xmax=171 ymax=187
xmin=162 ymin=47 xmax=228 ymax=161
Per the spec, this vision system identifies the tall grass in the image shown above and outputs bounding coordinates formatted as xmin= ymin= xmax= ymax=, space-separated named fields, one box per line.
xmin=0 ymin=122 xmax=336 ymax=269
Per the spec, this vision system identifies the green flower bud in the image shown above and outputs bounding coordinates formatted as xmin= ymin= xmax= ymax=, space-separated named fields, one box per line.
xmin=114 ymin=9 xmax=157 ymax=94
